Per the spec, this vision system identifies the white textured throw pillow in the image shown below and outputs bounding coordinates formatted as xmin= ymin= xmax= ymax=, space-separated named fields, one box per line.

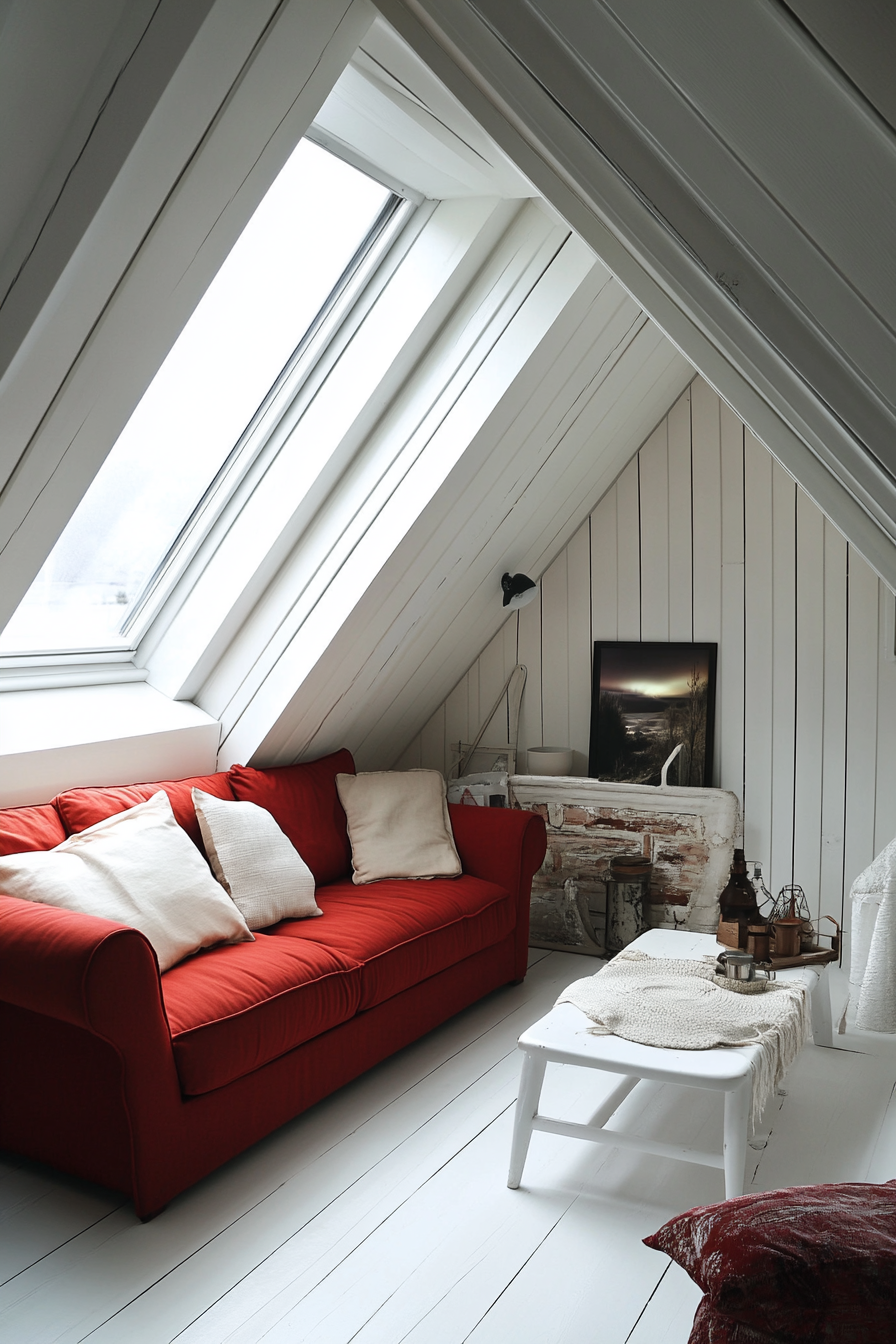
xmin=0 ymin=790 xmax=253 ymax=972
xmin=335 ymin=769 xmax=461 ymax=885
xmin=192 ymin=788 xmax=320 ymax=930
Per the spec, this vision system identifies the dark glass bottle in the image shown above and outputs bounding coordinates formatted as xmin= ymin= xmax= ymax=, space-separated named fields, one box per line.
xmin=718 ymin=849 xmax=761 ymax=948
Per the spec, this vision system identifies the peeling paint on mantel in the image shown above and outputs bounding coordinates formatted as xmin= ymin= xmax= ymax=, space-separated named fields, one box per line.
xmin=511 ymin=774 xmax=739 ymax=942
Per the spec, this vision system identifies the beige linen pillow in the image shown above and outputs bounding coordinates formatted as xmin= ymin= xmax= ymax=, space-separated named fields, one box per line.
xmin=192 ymin=788 xmax=320 ymax=930
xmin=335 ymin=769 xmax=461 ymax=884
xmin=0 ymin=790 xmax=253 ymax=972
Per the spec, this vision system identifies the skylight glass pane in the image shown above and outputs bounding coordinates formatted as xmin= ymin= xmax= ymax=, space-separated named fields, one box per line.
xmin=0 ymin=141 xmax=391 ymax=655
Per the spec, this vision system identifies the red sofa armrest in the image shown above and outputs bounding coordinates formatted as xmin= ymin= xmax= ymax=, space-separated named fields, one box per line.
xmin=448 ymin=805 xmax=547 ymax=981
xmin=0 ymin=894 xmax=169 ymax=1045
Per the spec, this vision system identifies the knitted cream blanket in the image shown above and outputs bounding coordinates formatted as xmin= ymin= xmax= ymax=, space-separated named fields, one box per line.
xmin=557 ymin=952 xmax=812 ymax=1126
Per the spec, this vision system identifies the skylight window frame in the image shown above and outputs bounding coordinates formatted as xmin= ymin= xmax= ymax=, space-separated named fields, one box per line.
xmin=118 ymin=185 xmax=413 ymax=648
xmin=0 ymin=164 xmax=415 ymax=672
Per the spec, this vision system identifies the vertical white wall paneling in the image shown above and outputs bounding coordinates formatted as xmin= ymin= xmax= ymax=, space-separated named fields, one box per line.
xmin=770 ymin=462 xmax=798 ymax=893
xmin=666 ymin=386 xmax=693 ymax=642
xmin=874 ymin=582 xmax=896 ymax=856
xmin=565 ymin=522 xmax=593 ymax=775
xmin=516 ymin=591 xmax=542 ymax=766
xmin=719 ymin=402 xmax=745 ymax=810
xmin=615 ymin=457 xmax=641 ymax=641
xmin=792 ymin=488 xmax=826 ymax=922
xmin=398 ymin=377 xmax=888 ymax=936
xmin=444 ymin=673 xmax=470 ymax=775
xmin=590 ymin=483 xmax=619 ymax=641
xmin=476 ymin=621 xmax=513 ymax=749
xmin=690 ymin=378 xmax=723 ymax=784
xmin=419 ymin=702 xmax=446 ymax=772
xmin=844 ymin=547 xmax=880 ymax=910
xmin=743 ymin=429 xmax=775 ymax=877
xmin=638 ymin=418 xmax=670 ymax=641
xmin=393 ymin=735 xmax=423 ymax=770
xmin=819 ymin=520 xmax=848 ymax=927
xmin=540 ymin=548 xmax=571 ymax=751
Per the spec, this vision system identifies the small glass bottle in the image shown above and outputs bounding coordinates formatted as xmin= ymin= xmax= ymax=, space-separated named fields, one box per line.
xmin=749 ymin=861 xmax=774 ymax=916
xmin=718 ymin=849 xmax=761 ymax=949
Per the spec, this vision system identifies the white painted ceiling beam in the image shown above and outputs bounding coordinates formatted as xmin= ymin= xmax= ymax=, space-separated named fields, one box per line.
xmin=379 ymin=0 xmax=896 ymax=589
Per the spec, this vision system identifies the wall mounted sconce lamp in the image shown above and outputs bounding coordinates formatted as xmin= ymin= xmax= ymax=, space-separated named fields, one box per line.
xmin=501 ymin=572 xmax=537 ymax=610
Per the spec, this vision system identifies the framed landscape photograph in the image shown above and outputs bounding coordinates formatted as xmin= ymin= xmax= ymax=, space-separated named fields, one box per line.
xmin=588 ymin=642 xmax=717 ymax=786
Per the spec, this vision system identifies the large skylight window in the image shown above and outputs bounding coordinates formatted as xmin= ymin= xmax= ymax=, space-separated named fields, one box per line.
xmin=0 ymin=141 xmax=394 ymax=656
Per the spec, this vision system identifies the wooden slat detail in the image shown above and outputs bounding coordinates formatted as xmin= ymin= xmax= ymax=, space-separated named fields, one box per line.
xmin=540 ymin=547 xmax=570 ymax=753
xmin=590 ymin=484 xmax=618 ymax=641
xmin=419 ymin=705 xmax=446 ymax=773
xmin=615 ymin=456 xmax=641 ymax=641
xmin=819 ymin=520 xmax=848 ymax=925
xmin=444 ymin=675 xmax=471 ymax=776
xmin=793 ymin=488 xmax=826 ymax=920
xmin=875 ymin=582 xmax=896 ymax=857
xmin=770 ymin=461 xmax=797 ymax=892
xmin=844 ymin=547 xmax=880 ymax=903
xmin=638 ymin=418 xmax=669 ymax=640
xmin=393 ymin=737 xmax=422 ymax=771
xmin=718 ymin=402 xmax=744 ymax=805
xmin=743 ymin=429 xmax=775 ymax=875
xmin=566 ymin=522 xmax=592 ymax=776
xmin=399 ymin=377 xmax=886 ymax=936
xmin=690 ymin=378 xmax=722 ymax=785
xmin=667 ymin=385 xmax=693 ymax=641
xmin=516 ymin=598 xmax=542 ymax=768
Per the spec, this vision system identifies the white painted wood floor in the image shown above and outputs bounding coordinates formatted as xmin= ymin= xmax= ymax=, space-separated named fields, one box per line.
xmin=2 ymin=950 xmax=895 ymax=1344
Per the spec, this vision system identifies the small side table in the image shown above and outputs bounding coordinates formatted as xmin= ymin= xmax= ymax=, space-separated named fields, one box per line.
xmin=507 ymin=929 xmax=832 ymax=1200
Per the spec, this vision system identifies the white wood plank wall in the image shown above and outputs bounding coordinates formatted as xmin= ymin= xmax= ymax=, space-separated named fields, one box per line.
xmin=396 ymin=378 xmax=896 ymax=938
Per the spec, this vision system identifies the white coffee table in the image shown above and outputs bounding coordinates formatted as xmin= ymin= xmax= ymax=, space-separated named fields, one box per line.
xmin=508 ymin=929 xmax=832 ymax=1199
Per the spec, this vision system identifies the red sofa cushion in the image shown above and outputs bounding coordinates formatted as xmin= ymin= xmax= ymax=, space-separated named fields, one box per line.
xmin=0 ymin=803 xmax=66 ymax=855
xmin=271 ymin=875 xmax=514 ymax=1010
xmin=228 ymin=750 xmax=354 ymax=886
xmin=645 ymin=1181 xmax=896 ymax=1342
xmin=54 ymin=772 xmax=235 ymax=850
xmin=162 ymin=935 xmax=364 ymax=1095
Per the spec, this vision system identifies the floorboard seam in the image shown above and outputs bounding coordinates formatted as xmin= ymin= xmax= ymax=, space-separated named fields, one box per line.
xmin=459 ymin=1194 xmax=579 ymax=1342
xmin=0 ymin=1202 xmax=128 ymax=1289
xmin=169 ymin=1093 xmax=520 ymax=1341
xmin=186 ymin=1103 xmax=520 ymax=1344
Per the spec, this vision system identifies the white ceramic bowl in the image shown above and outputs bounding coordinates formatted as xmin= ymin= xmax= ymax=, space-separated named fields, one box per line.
xmin=526 ymin=747 xmax=574 ymax=776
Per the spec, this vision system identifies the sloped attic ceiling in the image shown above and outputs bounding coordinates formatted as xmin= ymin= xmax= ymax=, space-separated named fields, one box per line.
xmin=1 ymin=0 xmax=894 ymax=782
xmin=381 ymin=0 xmax=896 ymax=591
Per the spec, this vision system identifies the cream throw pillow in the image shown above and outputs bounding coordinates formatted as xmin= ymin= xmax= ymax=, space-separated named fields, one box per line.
xmin=0 ymin=790 xmax=253 ymax=972
xmin=192 ymin=788 xmax=320 ymax=930
xmin=335 ymin=770 xmax=461 ymax=884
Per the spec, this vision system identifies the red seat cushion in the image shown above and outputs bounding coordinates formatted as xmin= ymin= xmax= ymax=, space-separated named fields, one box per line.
xmin=271 ymin=875 xmax=514 ymax=1010
xmin=0 ymin=803 xmax=66 ymax=855
xmin=162 ymin=935 xmax=363 ymax=1095
xmin=228 ymin=750 xmax=354 ymax=886
xmin=54 ymin=771 xmax=235 ymax=850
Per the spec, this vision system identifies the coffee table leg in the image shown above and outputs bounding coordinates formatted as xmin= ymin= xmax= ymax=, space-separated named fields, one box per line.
xmin=507 ymin=1050 xmax=547 ymax=1189
xmin=723 ymin=1081 xmax=751 ymax=1199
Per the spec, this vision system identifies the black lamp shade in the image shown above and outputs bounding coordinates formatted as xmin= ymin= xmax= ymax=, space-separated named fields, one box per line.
xmin=501 ymin=572 xmax=537 ymax=609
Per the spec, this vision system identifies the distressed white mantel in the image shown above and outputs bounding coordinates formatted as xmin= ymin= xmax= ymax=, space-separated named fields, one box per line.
xmin=511 ymin=774 xmax=739 ymax=941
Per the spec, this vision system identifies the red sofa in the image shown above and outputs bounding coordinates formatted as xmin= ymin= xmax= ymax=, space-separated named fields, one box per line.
xmin=0 ymin=749 xmax=546 ymax=1219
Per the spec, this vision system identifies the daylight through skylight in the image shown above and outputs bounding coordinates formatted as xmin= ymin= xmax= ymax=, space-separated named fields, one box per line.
xmin=0 ymin=141 xmax=392 ymax=656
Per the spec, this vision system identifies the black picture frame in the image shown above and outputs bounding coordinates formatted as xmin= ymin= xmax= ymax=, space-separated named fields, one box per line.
xmin=588 ymin=641 xmax=718 ymax=786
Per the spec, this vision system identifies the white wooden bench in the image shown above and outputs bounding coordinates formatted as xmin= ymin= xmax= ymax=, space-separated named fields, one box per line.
xmin=508 ymin=928 xmax=832 ymax=1199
